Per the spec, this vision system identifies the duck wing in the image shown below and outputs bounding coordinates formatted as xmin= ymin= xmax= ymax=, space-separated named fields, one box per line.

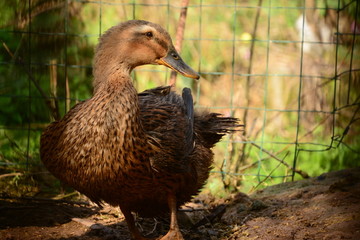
xmin=182 ymin=87 xmax=195 ymax=157
xmin=138 ymin=85 xmax=171 ymax=97
xmin=138 ymin=86 xmax=194 ymax=173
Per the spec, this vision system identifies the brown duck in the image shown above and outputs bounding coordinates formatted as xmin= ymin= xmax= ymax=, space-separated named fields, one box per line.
xmin=40 ymin=20 xmax=239 ymax=240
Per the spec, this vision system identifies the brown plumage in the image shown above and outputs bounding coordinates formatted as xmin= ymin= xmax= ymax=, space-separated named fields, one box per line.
xmin=40 ymin=20 xmax=240 ymax=240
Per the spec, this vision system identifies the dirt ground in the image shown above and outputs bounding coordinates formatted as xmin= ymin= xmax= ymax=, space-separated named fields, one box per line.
xmin=1 ymin=167 xmax=359 ymax=240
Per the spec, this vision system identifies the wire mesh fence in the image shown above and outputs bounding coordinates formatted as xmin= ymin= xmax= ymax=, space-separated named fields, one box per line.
xmin=0 ymin=0 xmax=359 ymax=195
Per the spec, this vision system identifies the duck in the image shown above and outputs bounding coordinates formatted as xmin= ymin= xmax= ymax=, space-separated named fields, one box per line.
xmin=40 ymin=20 xmax=239 ymax=240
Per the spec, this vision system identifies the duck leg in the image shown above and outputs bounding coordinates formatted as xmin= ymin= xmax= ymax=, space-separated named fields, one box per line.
xmin=160 ymin=193 xmax=184 ymax=240
xmin=120 ymin=205 xmax=151 ymax=240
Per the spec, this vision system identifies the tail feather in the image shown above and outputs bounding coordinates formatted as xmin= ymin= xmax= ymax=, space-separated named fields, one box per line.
xmin=194 ymin=112 xmax=241 ymax=148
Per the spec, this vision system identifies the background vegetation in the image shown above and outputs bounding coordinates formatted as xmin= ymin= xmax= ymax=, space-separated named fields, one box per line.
xmin=0 ymin=0 xmax=359 ymax=198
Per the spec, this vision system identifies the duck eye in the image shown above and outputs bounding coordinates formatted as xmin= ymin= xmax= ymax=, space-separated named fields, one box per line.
xmin=171 ymin=52 xmax=179 ymax=60
xmin=145 ymin=32 xmax=153 ymax=38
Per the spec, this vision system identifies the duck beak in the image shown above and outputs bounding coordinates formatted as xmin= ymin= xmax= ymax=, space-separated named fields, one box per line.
xmin=156 ymin=50 xmax=200 ymax=80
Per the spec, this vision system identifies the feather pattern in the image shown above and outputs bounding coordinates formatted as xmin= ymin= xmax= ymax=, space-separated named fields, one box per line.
xmin=40 ymin=20 xmax=241 ymax=240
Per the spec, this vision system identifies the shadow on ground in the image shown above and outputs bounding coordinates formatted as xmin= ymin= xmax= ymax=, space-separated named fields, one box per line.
xmin=1 ymin=167 xmax=360 ymax=240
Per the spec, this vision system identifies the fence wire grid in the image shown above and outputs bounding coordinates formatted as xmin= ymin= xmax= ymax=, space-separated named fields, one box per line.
xmin=0 ymin=0 xmax=359 ymax=194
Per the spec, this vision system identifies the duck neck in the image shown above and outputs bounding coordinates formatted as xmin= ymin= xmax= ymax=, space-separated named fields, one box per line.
xmin=92 ymin=63 xmax=145 ymax=143
xmin=93 ymin=60 xmax=133 ymax=93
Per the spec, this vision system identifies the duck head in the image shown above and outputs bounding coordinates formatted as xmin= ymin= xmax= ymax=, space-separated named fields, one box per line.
xmin=93 ymin=20 xmax=199 ymax=89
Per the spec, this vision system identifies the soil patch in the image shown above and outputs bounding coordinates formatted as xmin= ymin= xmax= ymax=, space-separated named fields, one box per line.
xmin=1 ymin=168 xmax=359 ymax=240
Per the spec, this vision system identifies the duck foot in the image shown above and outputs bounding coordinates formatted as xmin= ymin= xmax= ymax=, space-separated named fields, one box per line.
xmin=133 ymin=237 xmax=157 ymax=240
xmin=158 ymin=230 xmax=184 ymax=240
xmin=158 ymin=193 xmax=185 ymax=240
